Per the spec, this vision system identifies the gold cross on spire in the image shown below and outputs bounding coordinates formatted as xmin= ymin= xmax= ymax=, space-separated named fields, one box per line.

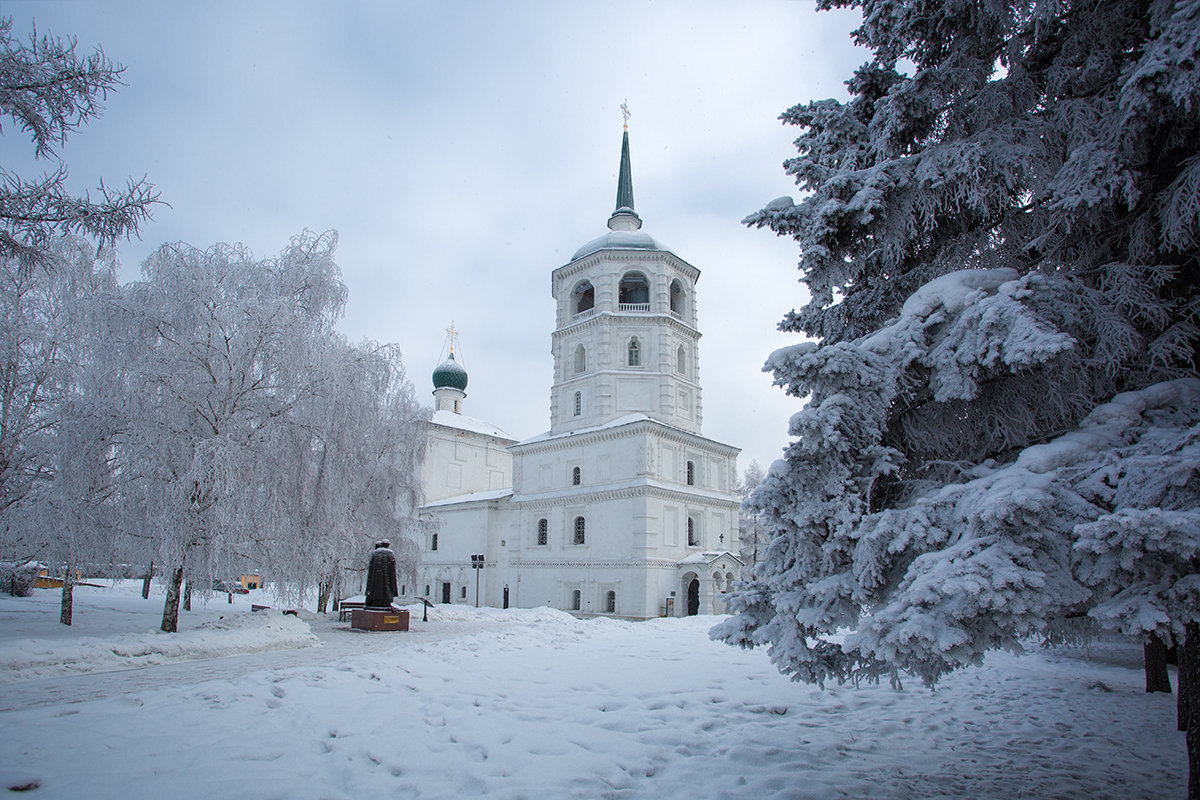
xmin=621 ymin=100 xmax=630 ymax=130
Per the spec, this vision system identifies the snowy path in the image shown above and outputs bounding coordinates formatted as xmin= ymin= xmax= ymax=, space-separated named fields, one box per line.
xmin=0 ymin=610 xmax=505 ymax=713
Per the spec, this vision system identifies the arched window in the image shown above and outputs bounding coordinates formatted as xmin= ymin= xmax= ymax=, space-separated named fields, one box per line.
xmin=574 ymin=344 xmax=586 ymax=374
xmin=537 ymin=518 xmax=548 ymax=546
xmin=618 ymin=271 xmax=650 ymax=307
xmin=627 ymin=337 xmax=641 ymax=367
xmin=686 ymin=460 xmax=695 ymax=486
xmin=573 ymin=391 xmax=582 ymax=416
xmin=670 ymin=279 xmax=685 ymax=315
xmin=431 ymin=533 xmax=439 ymax=551
xmin=573 ymin=280 xmax=595 ymax=314
xmin=573 ymin=516 xmax=586 ymax=545
xmin=571 ymin=589 xmax=581 ymax=611
xmin=572 ymin=466 xmax=581 ymax=485
xmin=605 ymin=590 xmax=616 ymax=613
xmin=687 ymin=516 xmax=697 ymax=547
xmin=676 ymin=345 xmax=687 ymax=375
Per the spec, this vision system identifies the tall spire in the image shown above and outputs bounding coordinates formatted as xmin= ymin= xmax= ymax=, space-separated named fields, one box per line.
xmin=608 ymin=102 xmax=642 ymax=232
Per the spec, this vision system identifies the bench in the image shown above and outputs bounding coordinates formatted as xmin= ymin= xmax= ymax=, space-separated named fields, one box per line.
xmin=337 ymin=601 xmax=364 ymax=622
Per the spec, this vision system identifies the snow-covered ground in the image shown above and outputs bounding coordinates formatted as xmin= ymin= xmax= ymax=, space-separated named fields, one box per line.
xmin=0 ymin=582 xmax=1186 ymax=799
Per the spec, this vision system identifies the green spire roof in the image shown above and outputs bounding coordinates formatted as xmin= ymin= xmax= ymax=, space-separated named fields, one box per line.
xmin=608 ymin=128 xmax=642 ymax=232
xmin=615 ymin=129 xmax=634 ymax=212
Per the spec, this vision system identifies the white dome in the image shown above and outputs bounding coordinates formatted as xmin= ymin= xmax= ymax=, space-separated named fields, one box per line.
xmin=570 ymin=230 xmax=669 ymax=261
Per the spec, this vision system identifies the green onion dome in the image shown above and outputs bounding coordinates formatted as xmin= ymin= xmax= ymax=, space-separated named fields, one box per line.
xmin=432 ymin=352 xmax=468 ymax=391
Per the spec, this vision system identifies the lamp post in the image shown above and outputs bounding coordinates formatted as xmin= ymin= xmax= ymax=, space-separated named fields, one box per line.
xmin=470 ymin=554 xmax=485 ymax=608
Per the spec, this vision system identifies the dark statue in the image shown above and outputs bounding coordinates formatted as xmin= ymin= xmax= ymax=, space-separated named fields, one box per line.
xmin=364 ymin=540 xmax=399 ymax=609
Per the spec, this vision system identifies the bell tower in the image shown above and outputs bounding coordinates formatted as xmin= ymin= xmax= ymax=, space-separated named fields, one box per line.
xmin=548 ymin=123 xmax=703 ymax=435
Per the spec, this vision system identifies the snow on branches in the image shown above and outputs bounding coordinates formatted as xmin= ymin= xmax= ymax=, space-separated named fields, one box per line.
xmin=722 ymin=0 xmax=1200 ymax=699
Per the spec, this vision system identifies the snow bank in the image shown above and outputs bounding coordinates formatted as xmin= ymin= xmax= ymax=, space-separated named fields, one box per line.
xmin=0 ymin=609 xmax=318 ymax=681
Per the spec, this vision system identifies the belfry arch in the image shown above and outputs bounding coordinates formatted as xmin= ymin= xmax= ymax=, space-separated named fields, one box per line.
xmin=573 ymin=280 xmax=595 ymax=315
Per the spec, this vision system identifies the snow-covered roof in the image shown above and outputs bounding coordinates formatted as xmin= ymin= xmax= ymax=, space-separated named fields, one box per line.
xmin=570 ymin=230 xmax=672 ymax=262
xmin=677 ymin=550 xmax=743 ymax=567
xmin=517 ymin=413 xmax=651 ymax=446
xmin=515 ymin=413 xmax=738 ymax=454
xmin=422 ymin=488 xmax=513 ymax=509
xmin=429 ymin=409 xmax=516 ymax=441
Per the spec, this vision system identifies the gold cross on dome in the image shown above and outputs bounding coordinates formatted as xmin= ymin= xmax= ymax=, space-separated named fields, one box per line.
xmin=445 ymin=322 xmax=459 ymax=355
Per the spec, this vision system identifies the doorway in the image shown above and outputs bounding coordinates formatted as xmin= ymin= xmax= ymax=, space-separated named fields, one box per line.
xmin=686 ymin=577 xmax=699 ymax=616
xmin=503 ymin=586 xmax=510 ymax=609
xmin=440 ymin=582 xmax=451 ymax=604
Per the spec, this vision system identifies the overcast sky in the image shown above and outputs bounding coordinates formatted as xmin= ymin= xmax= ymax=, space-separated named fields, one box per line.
xmin=6 ymin=1 xmax=868 ymax=471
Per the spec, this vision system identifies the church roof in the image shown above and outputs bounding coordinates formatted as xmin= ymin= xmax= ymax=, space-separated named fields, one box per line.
xmin=569 ymin=127 xmax=674 ymax=262
xmin=430 ymin=409 xmax=515 ymax=441
xmin=432 ymin=352 xmax=468 ymax=391
xmin=569 ymin=229 xmax=670 ymax=262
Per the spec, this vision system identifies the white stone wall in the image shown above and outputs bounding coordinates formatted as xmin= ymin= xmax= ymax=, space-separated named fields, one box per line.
xmin=422 ymin=422 xmax=514 ymax=504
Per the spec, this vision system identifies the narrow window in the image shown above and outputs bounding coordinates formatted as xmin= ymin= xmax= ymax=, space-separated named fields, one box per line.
xmin=572 ymin=466 xmax=581 ymax=485
xmin=676 ymin=345 xmax=686 ymax=375
xmin=686 ymin=461 xmax=695 ymax=486
xmin=605 ymin=590 xmax=616 ymax=613
xmin=574 ymin=516 xmax=586 ymax=545
xmin=431 ymin=533 xmax=439 ymax=551
xmin=687 ymin=517 xmax=697 ymax=547
xmin=401 ymin=585 xmax=406 ymax=596
xmin=571 ymin=589 xmax=581 ymax=611
xmin=628 ymin=337 xmax=640 ymax=367
xmin=574 ymin=344 xmax=587 ymax=374
xmin=574 ymin=391 xmax=582 ymax=417
xmin=424 ymin=584 xmax=430 ymax=596
xmin=461 ymin=585 xmax=467 ymax=599
xmin=537 ymin=518 xmax=548 ymax=546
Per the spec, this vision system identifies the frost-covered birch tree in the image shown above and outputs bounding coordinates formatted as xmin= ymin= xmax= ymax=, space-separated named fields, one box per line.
xmin=123 ymin=232 xmax=347 ymax=632
xmin=736 ymin=461 xmax=770 ymax=574
xmin=0 ymin=237 xmax=118 ymax=555
xmin=713 ymin=1 xmax=1199 ymax=793
xmin=255 ymin=337 xmax=427 ymax=611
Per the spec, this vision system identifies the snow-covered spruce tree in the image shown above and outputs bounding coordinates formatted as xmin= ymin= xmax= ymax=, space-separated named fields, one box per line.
xmin=712 ymin=1 xmax=1199 ymax=792
xmin=122 ymin=232 xmax=347 ymax=632
xmin=0 ymin=18 xmax=158 ymax=272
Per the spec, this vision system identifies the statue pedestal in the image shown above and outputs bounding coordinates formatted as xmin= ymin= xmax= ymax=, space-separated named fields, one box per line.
xmin=351 ymin=608 xmax=410 ymax=631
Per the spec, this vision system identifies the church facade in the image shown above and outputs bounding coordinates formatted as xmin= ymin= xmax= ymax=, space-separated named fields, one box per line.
xmin=408 ymin=129 xmax=741 ymax=618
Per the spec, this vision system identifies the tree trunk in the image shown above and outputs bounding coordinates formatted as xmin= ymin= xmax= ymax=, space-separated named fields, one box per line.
xmin=317 ymin=573 xmax=334 ymax=614
xmin=1146 ymin=634 xmax=1173 ymax=693
xmin=59 ymin=566 xmax=74 ymax=626
xmin=183 ymin=578 xmax=192 ymax=611
xmin=161 ymin=564 xmax=184 ymax=633
xmin=142 ymin=561 xmax=153 ymax=599
xmin=1179 ymin=621 xmax=1199 ymax=800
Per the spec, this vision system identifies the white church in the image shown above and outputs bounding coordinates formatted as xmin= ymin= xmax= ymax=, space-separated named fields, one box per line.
xmin=407 ymin=127 xmax=742 ymax=618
